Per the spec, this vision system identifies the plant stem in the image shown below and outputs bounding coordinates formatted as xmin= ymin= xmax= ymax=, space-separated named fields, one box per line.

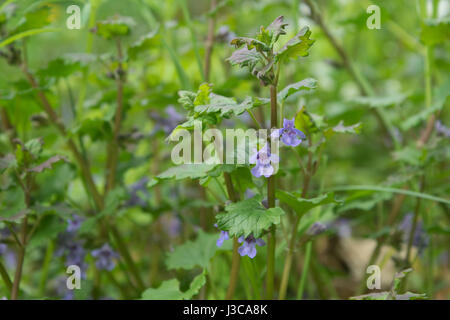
xmin=110 ymin=226 xmax=145 ymax=292
xmin=265 ymin=84 xmax=278 ymax=299
xmin=11 ymin=217 xmax=28 ymax=300
xmin=0 ymin=260 xmax=12 ymax=296
xmin=179 ymin=0 xmax=205 ymax=80
xmin=297 ymin=240 xmax=312 ymax=299
xmin=223 ymin=172 xmax=241 ymax=299
xmin=21 ymin=65 xmax=104 ymax=211
xmin=105 ymin=38 xmax=125 ymax=195
xmin=39 ymin=239 xmax=55 ymax=296
xmin=279 ymin=140 xmax=312 ymax=299
xmin=204 ymin=0 xmax=217 ymax=82
xmin=405 ymin=176 xmax=425 ymax=265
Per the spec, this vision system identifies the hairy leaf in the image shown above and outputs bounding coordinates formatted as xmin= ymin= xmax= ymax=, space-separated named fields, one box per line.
xmin=216 ymin=196 xmax=285 ymax=238
xmin=278 ymin=78 xmax=317 ymax=102
xmin=275 ymin=27 xmax=314 ymax=62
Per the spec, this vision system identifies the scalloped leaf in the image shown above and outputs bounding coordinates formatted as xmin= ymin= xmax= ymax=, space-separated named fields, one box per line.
xmin=275 ymin=27 xmax=314 ymax=62
xmin=278 ymin=78 xmax=317 ymax=102
xmin=216 ymin=196 xmax=285 ymax=238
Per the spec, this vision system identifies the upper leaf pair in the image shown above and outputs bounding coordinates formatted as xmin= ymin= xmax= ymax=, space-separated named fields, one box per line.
xmin=227 ymin=16 xmax=314 ymax=86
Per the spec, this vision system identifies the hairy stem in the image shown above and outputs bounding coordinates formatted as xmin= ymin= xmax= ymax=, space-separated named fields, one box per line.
xmin=224 ymin=172 xmax=241 ymax=299
xmin=279 ymin=142 xmax=312 ymax=300
xmin=204 ymin=0 xmax=217 ymax=82
xmin=265 ymin=84 xmax=278 ymax=299
xmin=105 ymin=38 xmax=125 ymax=195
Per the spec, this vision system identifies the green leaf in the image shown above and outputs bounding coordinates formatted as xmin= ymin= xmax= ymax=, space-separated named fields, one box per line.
xmin=276 ymin=191 xmax=341 ymax=216
xmin=230 ymin=37 xmax=270 ymax=53
xmin=265 ymin=15 xmax=288 ymax=45
xmin=227 ymin=47 xmax=261 ymax=69
xmin=278 ymin=78 xmax=317 ymax=102
xmin=166 ymin=230 xmax=222 ymax=270
xmin=216 ymin=196 xmax=285 ymax=238
xmin=141 ymin=270 xmax=206 ymax=300
xmin=420 ymin=18 xmax=450 ymax=46
xmin=275 ymin=27 xmax=314 ymax=62
xmin=194 ymin=95 xmax=266 ymax=118
xmin=93 ymin=16 xmax=135 ymax=39
xmin=294 ymin=107 xmax=314 ymax=133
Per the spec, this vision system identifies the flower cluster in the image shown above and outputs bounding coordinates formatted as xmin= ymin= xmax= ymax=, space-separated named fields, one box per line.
xmin=250 ymin=118 xmax=306 ymax=178
xmin=273 ymin=118 xmax=307 ymax=147
xmin=91 ymin=243 xmax=119 ymax=271
xmin=250 ymin=144 xmax=279 ymax=178
xmin=55 ymin=214 xmax=88 ymax=279
xmin=238 ymin=235 xmax=266 ymax=259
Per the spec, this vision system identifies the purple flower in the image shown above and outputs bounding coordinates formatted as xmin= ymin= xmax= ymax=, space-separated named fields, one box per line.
xmin=65 ymin=241 xmax=86 ymax=265
xmin=272 ymin=118 xmax=306 ymax=147
xmin=217 ymin=231 xmax=229 ymax=247
xmin=66 ymin=214 xmax=83 ymax=233
xmin=307 ymin=222 xmax=327 ymax=236
xmin=91 ymin=244 xmax=119 ymax=271
xmin=125 ymin=177 xmax=150 ymax=208
xmin=237 ymin=235 xmax=265 ymax=259
xmin=214 ymin=224 xmax=229 ymax=247
xmin=250 ymin=144 xmax=279 ymax=178
xmin=435 ymin=120 xmax=450 ymax=138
